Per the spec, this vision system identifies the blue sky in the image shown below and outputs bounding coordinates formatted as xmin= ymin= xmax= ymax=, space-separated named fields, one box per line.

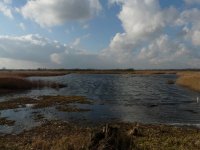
xmin=1 ymin=0 xmax=123 ymax=51
xmin=0 ymin=0 xmax=200 ymax=69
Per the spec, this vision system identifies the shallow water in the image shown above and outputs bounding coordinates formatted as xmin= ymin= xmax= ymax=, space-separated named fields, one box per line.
xmin=1 ymin=74 xmax=200 ymax=134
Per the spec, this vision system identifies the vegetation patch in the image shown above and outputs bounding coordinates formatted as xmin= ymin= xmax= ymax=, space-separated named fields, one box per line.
xmin=0 ymin=97 xmax=36 ymax=110
xmin=0 ymin=77 xmax=66 ymax=94
xmin=0 ymin=121 xmax=91 ymax=150
xmin=32 ymin=112 xmax=45 ymax=121
xmin=0 ymin=121 xmax=200 ymax=150
xmin=0 ymin=96 xmax=92 ymax=113
xmin=33 ymin=96 xmax=92 ymax=109
xmin=176 ymin=72 xmax=200 ymax=92
xmin=0 ymin=70 xmax=68 ymax=94
xmin=0 ymin=117 xmax=15 ymax=126
xmin=56 ymin=105 xmax=91 ymax=112
xmin=0 ymin=70 xmax=68 ymax=78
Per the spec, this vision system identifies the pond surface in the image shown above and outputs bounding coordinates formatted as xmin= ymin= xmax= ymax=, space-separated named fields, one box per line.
xmin=1 ymin=74 xmax=200 ymax=134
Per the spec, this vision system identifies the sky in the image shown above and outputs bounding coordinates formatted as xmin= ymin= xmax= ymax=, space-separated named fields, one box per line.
xmin=0 ymin=0 xmax=200 ymax=69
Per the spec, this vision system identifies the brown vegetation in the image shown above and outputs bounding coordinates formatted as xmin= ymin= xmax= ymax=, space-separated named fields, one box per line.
xmin=0 ymin=77 xmax=66 ymax=95
xmin=0 ymin=117 xmax=15 ymax=126
xmin=176 ymin=72 xmax=200 ymax=92
xmin=0 ymin=121 xmax=200 ymax=150
xmin=33 ymin=95 xmax=92 ymax=109
xmin=0 ymin=69 xmax=178 ymax=76
xmin=0 ymin=96 xmax=92 ymax=112
xmin=0 ymin=70 xmax=67 ymax=78
xmin=56 ymin=105 xmax=91 ymax=112
xmin=0 ymin=70 xmax=68 ymax=94
xmin=0 ymin=97 xmax=35 ymax=110
xmin=66 ymin=69 xmax=178 ymax=75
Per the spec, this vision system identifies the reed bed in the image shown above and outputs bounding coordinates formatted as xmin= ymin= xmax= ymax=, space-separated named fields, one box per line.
xmin=176 ymin=72 xmax=200 ymax=92
xmin=0 ymin=70 xmax=67 ymax=78
xmin=0 ymin=70 xmax=67 ymax=94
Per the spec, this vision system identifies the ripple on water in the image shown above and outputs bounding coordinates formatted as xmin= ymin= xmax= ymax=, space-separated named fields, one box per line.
xmin=0 ymin=74 xmax=200 ymax=133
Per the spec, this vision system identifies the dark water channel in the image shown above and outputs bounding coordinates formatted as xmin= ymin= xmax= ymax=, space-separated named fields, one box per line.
xmin=0 ymin=74 xmax=200 ymax=134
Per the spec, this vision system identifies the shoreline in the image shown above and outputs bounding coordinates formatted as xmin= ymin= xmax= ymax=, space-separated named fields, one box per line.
xmin=1 ymin=70 xmax=200 ymax=93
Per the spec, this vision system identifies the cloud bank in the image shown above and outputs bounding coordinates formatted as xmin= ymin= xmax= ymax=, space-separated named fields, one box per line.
xmin=0 ymin=34 xmax=118 ymax=69
xmin=101 ymin=0 xmax=200 ymax=69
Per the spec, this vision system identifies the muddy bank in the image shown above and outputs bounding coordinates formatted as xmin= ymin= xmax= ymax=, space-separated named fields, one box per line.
xmin=0 ymin=121 xmax=200 ymax=150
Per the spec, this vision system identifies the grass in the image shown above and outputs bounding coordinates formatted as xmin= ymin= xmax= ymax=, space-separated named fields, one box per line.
xmin=0 ymin=70 xmax=68 ymax=94
xmin=0 ymin=96 xmax=92 ymax=112
xmin=0 ymin=77 xmax=66 ymax=94
xmin=0 ymin=117 xmax=15 ymax=126
xmin=0 ymin=97 xmax=35 ymax=110
xmin=176 ymin=72 xmax=200 ymax=92
xmin=0 ymin=77 xmax=44 ymax=90
xmin=56 ymin=105 xmax=91 ymax=112
xmin=0 ymin=70 xmax=68 ymax=78
xmin=66 ymin=70 xmax=177 ymax=75
xmin=33 ymin=95 xmax=92 ymax=109
xmin=0 ymin=121 xmax=200 ymax=150
xmin=0 ymin=69 xmax=177 ymax=76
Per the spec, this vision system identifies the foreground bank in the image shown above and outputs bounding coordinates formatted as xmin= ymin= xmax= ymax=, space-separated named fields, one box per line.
xmin=0 ymin=121 xmax=200 ymax=150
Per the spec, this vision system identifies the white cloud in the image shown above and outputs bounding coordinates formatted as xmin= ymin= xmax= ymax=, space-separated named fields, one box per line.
xmin=101 ymin=0 xmax=200 ymax=69
xmin=0 ymin=34 xmax=117 ymax=69
xmin=19 ymin=22 xmax=26 ymax=31
xmin=103 ymin=0 xmax=178 ymax=64
xmin=50 ymin=50 xmax=118 ymax=69
xmin=72 ymin=34 xmax=90 ymax=47
xmin=185 ymin=0 xmax=200 ymax=5
xmin=0 ymin=34 xmax=63 ymax=63
xmin=19 ymin=0 xmax=102 ymax=27
xmin=191 ymin=30 xmax=200 ymax=46
xmin=138 ymin=35 xmax=192 ymax=67
xmin=176 ymin=8 xmax=200 ymax=46
xmin=82 ymin=24 xmax=89 ymax=29
xmin=72 ymin=38 xmax=81 ymax=47
xmin=3 ymin=0 xmax=12 ymax=4
xmin=0 ymin=58 xmax=42 ymax=69
xmin=0 ymin=2 xmax=13 ymax=18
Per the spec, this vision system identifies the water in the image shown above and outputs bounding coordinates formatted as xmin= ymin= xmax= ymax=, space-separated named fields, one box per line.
xmin=1 ymin=74 xmax=200 ymax=134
